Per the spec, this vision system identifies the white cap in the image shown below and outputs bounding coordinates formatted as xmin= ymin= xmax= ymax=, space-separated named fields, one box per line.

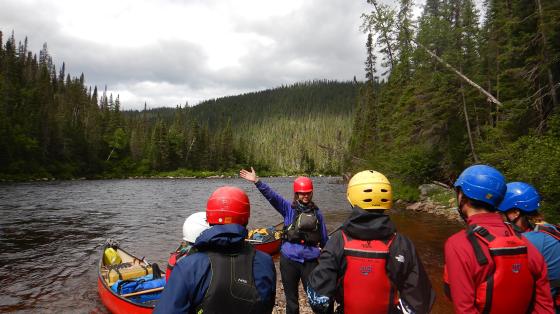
xmin=182 ymin=212 xmax=210 ymax=243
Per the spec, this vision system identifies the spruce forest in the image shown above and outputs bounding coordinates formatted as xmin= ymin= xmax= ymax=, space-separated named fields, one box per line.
xmin=352 ymin=0 xmax=559 ymax=220
xmin=1 ymin=0 xmax=559 ymax=220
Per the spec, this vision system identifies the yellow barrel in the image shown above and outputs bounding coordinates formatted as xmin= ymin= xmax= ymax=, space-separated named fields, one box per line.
xmin=107 ymin=264 xmax=153 ymax=284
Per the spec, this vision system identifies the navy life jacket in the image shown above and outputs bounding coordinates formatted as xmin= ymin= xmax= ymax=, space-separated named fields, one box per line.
xmin=194 ymin=244 xmax=263 ymax=314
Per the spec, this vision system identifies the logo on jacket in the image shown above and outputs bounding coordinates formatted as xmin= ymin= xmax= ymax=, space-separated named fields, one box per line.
xmin=237 ymin=278 xmax=248 ymax=284
xmin=361 ymin=241 xmax=372 ymax=248
xmin=512 ymin=263 xmax=522 ymax=274
xmin=395 ymin=255 xmax=405 ymax=263
xmin=360 ymin=265 xmax=372 ymax=275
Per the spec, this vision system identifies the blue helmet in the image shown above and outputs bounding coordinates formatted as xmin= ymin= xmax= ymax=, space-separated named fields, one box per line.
xmin=454 ymin=165 xmax=507 ymax=208
xmin=497 ymin=182 xmax=541 ymax=213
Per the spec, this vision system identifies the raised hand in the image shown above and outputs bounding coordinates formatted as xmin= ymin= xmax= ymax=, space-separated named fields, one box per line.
xmin=239 ymin=167 xmax=258 ymax=183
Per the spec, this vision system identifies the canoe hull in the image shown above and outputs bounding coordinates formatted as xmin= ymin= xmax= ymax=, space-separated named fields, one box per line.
xmin=253 ymin=238 xmax=282 ymax=255
xmin=98 ymin=277 xmax=154 ymax=314
xmin=98 ymin=242 xmax=162 ymax=314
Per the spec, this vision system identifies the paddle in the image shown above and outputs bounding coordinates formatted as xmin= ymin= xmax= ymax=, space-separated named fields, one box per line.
xmin=273 ymin=221 xmax=284 ymax=230
xmin=121 ymin=287 xmax=164 ymax=298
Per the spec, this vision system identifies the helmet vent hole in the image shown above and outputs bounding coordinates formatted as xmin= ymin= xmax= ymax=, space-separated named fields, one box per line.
xmin=381 ymin=199 xmax=388 ymax=202
xmin=381 ymin=189 xmax=388 ymax=192
xmin=364 ymin=189 xmax=372 ymax=192
xmin=363 ymin=199 xmax=372 ymax=202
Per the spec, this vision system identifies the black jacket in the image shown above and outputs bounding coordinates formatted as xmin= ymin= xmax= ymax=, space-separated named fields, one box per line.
xmin=307 ymin=207 xmax=435 ymax=314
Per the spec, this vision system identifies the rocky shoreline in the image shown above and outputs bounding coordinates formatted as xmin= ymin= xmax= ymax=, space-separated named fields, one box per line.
xmin=402 ymin=183 xmax=461 ymax=221
xmin=403 ymin=199 xmax=461 ymax=221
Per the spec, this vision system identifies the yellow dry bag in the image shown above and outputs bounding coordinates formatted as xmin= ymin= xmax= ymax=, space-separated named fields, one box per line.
xmin=103 ymin=247 xmax=122 ymax=265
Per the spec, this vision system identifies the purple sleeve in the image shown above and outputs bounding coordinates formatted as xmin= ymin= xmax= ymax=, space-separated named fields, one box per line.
xmin=255 ymin=180 xmax=292 ymax=217
xmin=317 ymin=209 xmax=328 ymax=248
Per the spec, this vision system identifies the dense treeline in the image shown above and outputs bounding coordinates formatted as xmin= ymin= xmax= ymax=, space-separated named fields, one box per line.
xmin=126 ymin=81 xmax=357 ymax=174
xmin=350 ymin=0 xmax=560 ymax=220
xmin=0 ymin=31 xmax=357 ymax=179
xmin=0 ymin=32 xmax=122 ymax=178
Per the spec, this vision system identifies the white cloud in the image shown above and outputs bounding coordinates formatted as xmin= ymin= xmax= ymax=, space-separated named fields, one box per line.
xmin=1 ymin=0 xmax=371 ymax=110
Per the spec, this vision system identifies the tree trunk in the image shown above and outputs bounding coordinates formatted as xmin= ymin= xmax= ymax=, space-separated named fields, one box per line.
xmin=106 ymin=147 xmax=115 ymax=161
xmin=371 ymin=1 xmax=395 ymax=69
xmin=535 ymin=0 xmax=558 ymax=111
xmin=416 ymin=41 xmax=502 ymax=106
xmin=460 ymin=80 xmax=479 ymax=162
xmin=184 ymin=138 xmax=196 ymax=163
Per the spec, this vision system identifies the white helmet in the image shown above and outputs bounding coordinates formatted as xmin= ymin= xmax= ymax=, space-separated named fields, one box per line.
xmin=182 ymin=212 xmax=210 ymax=243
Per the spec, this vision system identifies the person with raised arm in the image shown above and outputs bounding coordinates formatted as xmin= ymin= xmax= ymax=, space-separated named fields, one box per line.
xmin=240 ymin=167 xmax=328 ymax=314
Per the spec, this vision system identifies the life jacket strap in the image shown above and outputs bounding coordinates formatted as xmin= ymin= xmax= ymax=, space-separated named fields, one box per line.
xmin=467 ymin=225 xmax=490 ymax=265
xmin=535 ymin=225 xmax=560 ymax=241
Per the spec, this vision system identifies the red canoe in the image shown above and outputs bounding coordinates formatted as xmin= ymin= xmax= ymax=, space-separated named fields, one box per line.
xmin=250 ymin=237 xmax=282 ymax=255
xmin=98 ymin=241 xmax=165 ymax=314
xmin=246 ymin=224 xmax=283 ymax=255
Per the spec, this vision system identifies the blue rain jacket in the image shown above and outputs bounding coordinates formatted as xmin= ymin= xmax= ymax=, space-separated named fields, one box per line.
xmin=525 ymin=223 xmax=560 ymax=298
xmin=154 ymin=224 xmax=276 ymax=314
xmin=255 ymin=180 xmax=328 ymax=263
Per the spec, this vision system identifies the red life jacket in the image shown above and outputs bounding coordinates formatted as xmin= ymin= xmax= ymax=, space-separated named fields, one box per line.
xmin=342 ymin=231 xmax=398 ymax=314
xmin=467 ymin=224 xmax=535 ymax=313
xmin=166 ymin=245 xmax=195 ymax=281
xmin=166 ymin=252 xmax=179 ymax=281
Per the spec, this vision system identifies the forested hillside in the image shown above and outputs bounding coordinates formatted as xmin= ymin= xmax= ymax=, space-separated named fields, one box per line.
xmin=183 ymin=82 xmax=355 ymax=173
xmin=351 ymin=0 xmax=560 ymax=220
xmin=0 ymin=31 xmax=357 ymax=179
xmin=125 ymin=81 xmax=357 ymax=174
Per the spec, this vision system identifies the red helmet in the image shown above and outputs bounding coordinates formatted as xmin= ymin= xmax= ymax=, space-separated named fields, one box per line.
xmin=293 ymin=176 xmax=313 ymax=193
xmin=206 ymin=186 xmax=250 ymax=226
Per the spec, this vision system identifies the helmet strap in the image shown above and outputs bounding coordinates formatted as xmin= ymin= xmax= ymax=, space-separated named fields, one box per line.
xmin=457 ymin=206 xmax=468 ymax=224
xmin=456 ymin=192 xmax=469 ymax=223
xmin=504 ymin=209 xmax=523 ymax=228
xmin=520 ymin=215 xmax=533 ymax=232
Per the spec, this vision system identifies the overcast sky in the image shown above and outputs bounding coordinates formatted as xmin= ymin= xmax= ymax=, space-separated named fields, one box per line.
xmin=1 ymin=0 xmax=388 ymax=110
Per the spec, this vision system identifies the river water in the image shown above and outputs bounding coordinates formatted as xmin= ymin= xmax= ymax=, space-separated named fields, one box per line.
xmin=0 ymin=177 xmax=460 ymax=313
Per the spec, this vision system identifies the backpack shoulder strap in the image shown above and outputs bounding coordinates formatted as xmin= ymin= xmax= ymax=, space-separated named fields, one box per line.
xmin=536 ymin=225 xmax=560 ymax=241
xmin=385 ymin=233 xmax=396 ymax=248
xmin=466 ymin=225 xmax=494 ymax=266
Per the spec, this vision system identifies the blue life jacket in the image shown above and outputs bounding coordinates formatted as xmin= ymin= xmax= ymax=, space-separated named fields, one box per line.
xmin=111 ymin=274 xmax=166 ymax=303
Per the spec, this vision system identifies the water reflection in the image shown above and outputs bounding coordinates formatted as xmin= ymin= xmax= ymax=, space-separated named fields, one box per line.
xmin=0 ymin=177 xmax=461 ymax=313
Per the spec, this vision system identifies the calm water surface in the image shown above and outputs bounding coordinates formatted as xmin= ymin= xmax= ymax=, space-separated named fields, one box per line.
xmin=0 ymin=177 xmax=460 ymax=313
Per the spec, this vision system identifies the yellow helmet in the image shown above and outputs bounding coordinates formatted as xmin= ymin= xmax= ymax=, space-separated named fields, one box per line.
xmin=347 ymin=170 xmax=392 ymax=210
